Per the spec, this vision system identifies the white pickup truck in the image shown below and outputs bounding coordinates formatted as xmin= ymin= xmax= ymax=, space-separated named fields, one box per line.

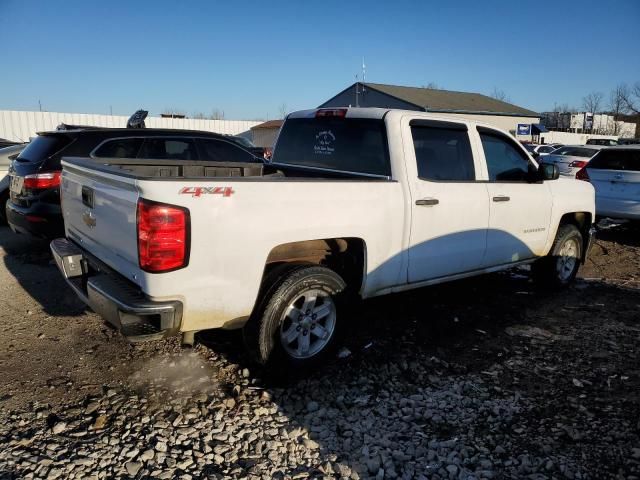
xmin=52 ymin=108 xmax=595 ymax=370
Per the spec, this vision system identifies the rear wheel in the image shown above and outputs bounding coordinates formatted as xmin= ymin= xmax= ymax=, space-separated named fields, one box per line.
xmin=532 ymin=224 xmax=583 ymax=287
xmin=244 ymin=265 xmax=346 ymax=373
xmin=0 ymin=190 xmax=9 ymax=225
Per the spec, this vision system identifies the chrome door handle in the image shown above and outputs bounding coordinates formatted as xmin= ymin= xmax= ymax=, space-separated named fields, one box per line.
xmin=416 ymin=198 xmax=439 ymax=206
xmin=492 ymin=196 xmax=510 ymax=202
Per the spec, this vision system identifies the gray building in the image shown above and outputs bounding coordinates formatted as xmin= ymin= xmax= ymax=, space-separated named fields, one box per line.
xmin=320 ymin=82 xmax=541 ymax=137
xmin=250 ymin=120 xmax=283 ymax=149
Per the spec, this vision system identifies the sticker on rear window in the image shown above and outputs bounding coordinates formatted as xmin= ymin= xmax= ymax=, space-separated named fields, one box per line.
xmin=314 ymin=130 xmax=335 ymax=156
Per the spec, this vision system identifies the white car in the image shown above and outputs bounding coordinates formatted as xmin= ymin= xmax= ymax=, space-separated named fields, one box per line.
xmin=0 ymin=144 xmax=26 ymax=223
xmin=51 ymin=108 xmax=596 ymax=371
xmin=523 ymin=144 xmax=559 ymax=157
xmin=578 ymin=146 xmax=640 ymax=222
xmin=543 ymin=145 xmax=604 ymax=178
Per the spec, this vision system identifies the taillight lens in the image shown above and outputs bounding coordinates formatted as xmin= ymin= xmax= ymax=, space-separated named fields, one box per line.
xmin=569 ymin=160 xmax=587 ymax=169
xmin=576 ymin=167 xmax=590 ymax=181
xmin=24 ymin=171 xmax=61 ymax=189
xmin=137 ymin=199 xmax=189 ymax=272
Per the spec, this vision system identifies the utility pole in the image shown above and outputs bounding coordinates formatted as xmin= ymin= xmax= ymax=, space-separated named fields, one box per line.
xmin=38 ymin=100 xmax=42 ymax=112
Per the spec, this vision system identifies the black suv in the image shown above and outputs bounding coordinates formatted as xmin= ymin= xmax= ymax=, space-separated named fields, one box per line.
xmin=6 ymin=128 xmax=262 ymax=238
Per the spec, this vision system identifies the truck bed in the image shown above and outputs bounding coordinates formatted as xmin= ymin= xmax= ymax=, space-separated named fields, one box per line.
xmin=62 ymin=157 xmax=389 ymax=181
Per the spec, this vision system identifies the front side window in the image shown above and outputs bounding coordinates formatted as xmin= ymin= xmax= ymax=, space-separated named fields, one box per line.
xmin=93 ymin=138 xmax=144 ymax=158
xmin=138 ymin=138 xmax=197 ymax=160
xmin=479 ymin=130 xmax=532 ymax=182
xmin=411 ymin=125 xmax=475 ymax=181
xmin=197 ymin=139 xmax=257 ymax=162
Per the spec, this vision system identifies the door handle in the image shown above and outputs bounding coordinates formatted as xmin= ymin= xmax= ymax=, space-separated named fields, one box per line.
xmin=492 ymin=196 xmax=510 ymax=202
xmin=416 ymin=198 xmax=439 ymax=206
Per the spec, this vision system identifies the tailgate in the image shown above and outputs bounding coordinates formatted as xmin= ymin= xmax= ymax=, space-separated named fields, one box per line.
xmin=589 ymin=169 xmax=640 ymax=200
xmin=61 ymin=159 xmax=142 ymax=283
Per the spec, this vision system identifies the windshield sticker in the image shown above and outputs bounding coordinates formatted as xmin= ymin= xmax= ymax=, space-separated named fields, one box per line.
xmin=314 ymin=130 xmax=335 ymax=156
xmin=179 ymin=186 xmax=234 ymax=197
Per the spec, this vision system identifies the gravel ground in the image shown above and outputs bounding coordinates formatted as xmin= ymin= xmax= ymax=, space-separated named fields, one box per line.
xmin=0 ymin=222 xmax=638 ymax=479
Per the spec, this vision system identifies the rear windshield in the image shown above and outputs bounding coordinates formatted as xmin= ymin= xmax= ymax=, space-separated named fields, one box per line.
xmin=588 ymin=150 xmax=640 ymax=171
xmin=16 ymin=135 xmax=72 ymax=163
xmin=272 ymin=117 xmax=391 ymax=176
xmin=553 ymin=147 xmax=599 ymax=158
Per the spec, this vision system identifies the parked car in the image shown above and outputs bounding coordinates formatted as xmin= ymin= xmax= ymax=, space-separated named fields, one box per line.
xmin=0 ymin=144 xmax=27 ymax=223
xmin=618 ymin=138 xmax=640 ymax=145
xmin=586 ymin=138 xmax=618 ymax=146
xmin=523 ymin=144 xmax=559 ymax=157
xmin=51 ymin=107 xmax=596 ymax=371
xmin=542 ymin=145 xmax=604 ymax=177
xmin=7 ymin=128 xmax=263 ymax=238
xmin=576 ymin=146 xmax=640 ymax=222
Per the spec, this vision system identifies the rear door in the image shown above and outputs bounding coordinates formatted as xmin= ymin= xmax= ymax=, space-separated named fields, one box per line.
xmin=475 ymin=127 xmax=553 ymax=265
xmin=405 ymin=119 xmax=490 ymax=282
xmin=61 ymin=159 xmax=142 ymax=281
xmin=588 ymin=149 xmax=640 ymax=217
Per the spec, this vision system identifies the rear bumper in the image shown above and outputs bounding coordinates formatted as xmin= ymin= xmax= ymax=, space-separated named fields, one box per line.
xmin=51 ymin=238 xmax=182 ymax=342
xmin=595 ymin=196 xmax=640 ymax=221
xmin=585 ymin=225 xmax=596 ymax=261
xmin=6 ymin=201 xmax=64 ymax=239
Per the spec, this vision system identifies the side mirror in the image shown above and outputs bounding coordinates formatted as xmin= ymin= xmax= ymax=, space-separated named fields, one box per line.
xmin=531 ymin=151 xmax=541 ymax=159
xmin=539 ymin=163 xmax=559 ymax=181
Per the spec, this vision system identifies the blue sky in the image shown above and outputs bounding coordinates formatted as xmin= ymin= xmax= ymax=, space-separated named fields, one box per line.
xmin=1 ymin=0 xmax=639 ymax=119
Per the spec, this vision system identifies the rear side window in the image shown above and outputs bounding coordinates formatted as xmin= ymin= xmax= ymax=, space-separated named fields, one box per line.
xmin=16 ymin=135 xmax=72 ymax=163
xmin=411 ymin=125 xmax=475 ymax=181
xmin=557 ymin=147 xmax=599 ymax=158
xmin=479 ymin=130 xmax=532 ymax=182
xmin=197 ymin=139 xmax=257 ymax=163
xmin=93 ymin=138 xmax=144 ymax=158
xmin=138 ymin=138 xmax=197 ymax=160
xmin=272 ymin=117 xmax=390 ymax=176
xmin=588 ymin=150 xmax=640 ymax=171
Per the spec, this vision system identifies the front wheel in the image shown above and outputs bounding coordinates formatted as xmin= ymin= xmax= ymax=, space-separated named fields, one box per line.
xmin=243 ymin=265 xmax=346 ymax=372
xmin=532 ymin=224 xmax=583 ymax=287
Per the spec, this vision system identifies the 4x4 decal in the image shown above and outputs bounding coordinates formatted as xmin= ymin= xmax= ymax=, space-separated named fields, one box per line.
xmin=179 ymin=186 xmax=234 ymax=197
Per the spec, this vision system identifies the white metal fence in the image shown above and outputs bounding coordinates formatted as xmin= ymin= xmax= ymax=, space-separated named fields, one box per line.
xmin=0 ymin=110 xmax=262 ymax=143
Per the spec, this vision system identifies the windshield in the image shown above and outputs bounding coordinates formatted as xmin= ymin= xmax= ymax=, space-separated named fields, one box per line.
xmin=16 ymin=135 xmax=72 ymax=163
xmin=272 ymin=117 xmax=391 ymax=176
xmin=233 ymin=136 xmax=255 ymax=148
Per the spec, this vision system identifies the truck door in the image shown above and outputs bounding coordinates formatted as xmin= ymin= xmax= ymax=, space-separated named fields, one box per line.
xmin=474 ymin=127 xmax=552 ymax=266
xmin=406 ymin=119 xmax=490 ymax=282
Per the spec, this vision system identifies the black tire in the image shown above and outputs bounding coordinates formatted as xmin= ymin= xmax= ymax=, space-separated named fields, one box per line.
xmin=0 ymin=190 xmax=9 ymax=225
xmin=243 ymin=265 xmax=346 ymax=373
xmin=532 ymin=224 xmax=583 ymax=287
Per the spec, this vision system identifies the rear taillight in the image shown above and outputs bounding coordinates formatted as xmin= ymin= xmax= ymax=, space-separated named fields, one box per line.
xmin=315 ymin=108 xmax=347 ymax=118
xmin=23 ymin=171 xmax=61 ymax=189
xmin=137 ymin=199 xmax=189 ymax=273
xmin=569 ymin=160 xmax=587 ymax=169
xmin=576 ymin=168 xmax=590 ymax=181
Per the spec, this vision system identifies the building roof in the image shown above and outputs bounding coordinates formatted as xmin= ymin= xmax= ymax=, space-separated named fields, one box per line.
xmin=251 ymin=120 xmax=284 ymax=130
xmin=325 ymin=82 xmax=539 ymax=117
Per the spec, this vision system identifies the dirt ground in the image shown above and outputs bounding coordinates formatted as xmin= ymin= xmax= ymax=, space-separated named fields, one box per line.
xmin=0 ymin=222 xmax=638 ymax=478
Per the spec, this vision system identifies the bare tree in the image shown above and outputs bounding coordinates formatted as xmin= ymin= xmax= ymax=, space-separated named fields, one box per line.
xmin=278 ymin=103 xmax=288 ymax=119
xmin=620 ymin=81 xmax=640 ymax=114
xmin=490 ymin=87 xmax=510 ymax=103
xmin=209 ymin=109 xmax=224 ymax=120
xmin=582 ymin=91 xmax=603 ymax=114
xmin=423 ymin=82 xmax=440 ymax=89
xmin=192 ymin=112 xmax=206 ymax=119
xmin=608 ymin=84 xmax=628 ymax=135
